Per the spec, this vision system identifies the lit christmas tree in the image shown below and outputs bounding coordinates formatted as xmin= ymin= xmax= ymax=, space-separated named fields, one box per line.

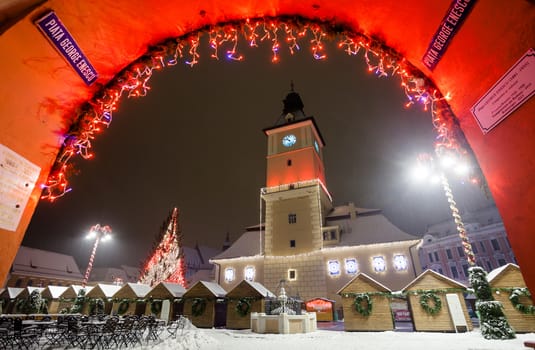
xmin=138 ymin=208 xmax=187 ymax=287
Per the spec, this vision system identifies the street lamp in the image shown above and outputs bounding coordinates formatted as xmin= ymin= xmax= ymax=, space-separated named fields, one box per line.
xmin=82 ymin=224 xmax=112 ymax=287
xmin=413 ymin=151 xmax=476 ymax=266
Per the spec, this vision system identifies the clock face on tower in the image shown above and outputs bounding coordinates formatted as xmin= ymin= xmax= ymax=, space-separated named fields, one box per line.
xmin=282 ymin=134 xmax=297 ymax=147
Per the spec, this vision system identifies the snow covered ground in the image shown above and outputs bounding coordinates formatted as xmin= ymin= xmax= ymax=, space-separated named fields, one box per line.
xmin=133 ymin=324 xmax=534 ymax=350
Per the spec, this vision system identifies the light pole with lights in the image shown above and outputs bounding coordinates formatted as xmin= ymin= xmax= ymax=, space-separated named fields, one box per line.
xmin=82 ymin=224 xmax=112 ymax=287
xmin=413 ymin=151 xmax=476 ymax=266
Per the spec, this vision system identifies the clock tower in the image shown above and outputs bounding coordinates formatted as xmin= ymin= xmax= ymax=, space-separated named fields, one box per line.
xmin=261 ymin=86 xmax=333 ymax=298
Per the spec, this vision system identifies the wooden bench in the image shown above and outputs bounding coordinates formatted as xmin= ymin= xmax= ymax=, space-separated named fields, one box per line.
xmin=525 ymin=341 xmax=535 ymax=349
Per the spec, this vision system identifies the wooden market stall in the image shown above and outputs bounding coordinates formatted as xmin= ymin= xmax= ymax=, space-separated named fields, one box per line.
xmin=111 ymin=283 xmax=151 ymax=316
xmin=57 ymin=285 xmax=93 ymax=314
xmin=305 ymin=298 xmax=336 ymax=322
xmin=402 ymin=270 xmax=473 ymax=332
xmin=487 ymin=263 xmax=535 ymax=333
xmin=85 ymin=284 xmax=121 ymax=315
xmin=0 ymin=287 xmax=24 ymax=314
xmin=183 ymin=281 xmax=227 ymax=328
xmin=226 ymin=280 xmax=275 ymax=329
xmin=338 ymin=273 xmax=394 ymax=331
xmin=41 ymin=286 xmax=68 ymax=314
xmin=145 ymin=282 xmax=186 ymax=322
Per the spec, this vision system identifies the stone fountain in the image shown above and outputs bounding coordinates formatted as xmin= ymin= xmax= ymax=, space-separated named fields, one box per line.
xmin=250 ymin=280 xmax=316 ymax=334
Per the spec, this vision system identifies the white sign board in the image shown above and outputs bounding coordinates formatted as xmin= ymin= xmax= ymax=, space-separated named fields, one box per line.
xmin=471 ymin=48 xmax=534 ymax=134
xmin=445 ymin=293 xmax=468 ymax=333
xmin=0 ymin=144 xmax=41 ymax=231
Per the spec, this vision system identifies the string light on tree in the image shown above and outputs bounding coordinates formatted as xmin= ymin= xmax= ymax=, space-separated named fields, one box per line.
xmin=40 ymin=16 xmax=468 ymax=202
xmin=138 ymin=208 xmax=187 ymax=287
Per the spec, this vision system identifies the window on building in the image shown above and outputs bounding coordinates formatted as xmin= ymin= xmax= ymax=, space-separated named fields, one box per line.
xmin=345 ymin=258 xmax=358 ymax=274
xmin=457 ymin=246 xmax=465 ymax=257
xmin=480 ymin=241 xmax=486 ymax=252
xmin=472 ymin=243 xmax=478 ymax=254
xmin=446 ymin=249 xmax=453 ymax=259
xmin=330 ymin=231 xmax=337 ymax=240
xmin=434 ymin=252 xmax=439 ymax=261
xmin=462 ymin=264 xmax=469 ymax=277
xmin=451 ymin=266 xmax=459 ymax=279
xmin=497 ymin=258 xmax=506 ymax=266
xmin=287 ymin=159 xmax=292 ymax=166
xmin=224 ymin=267 xmax=235 ymax=283
xmin=288 ymin=269 xmax=297 ymax=281
xmin=288 ymin=213 xmax=297 ymax=224
xmin=327 ymin=260 xmax=341 ymax=276
xmin=290 ymin=240 xmax=296 ymax=248
xmin=27 ymin=279 xmax=33 ymax=286
xmin=491 ymin=239 xmax=500 ymax=251
xmin=486 ymin=261 xmax=493 ymax=271
xmin=428 ymin=253 xmax=433 ymax=262
xmin=15 ymin=278 xmax=22 ymax=287
xmin=244 ymin=266 xmax=255 ymax=281
xmin=438 ymin=268 xmax=443 ymax=274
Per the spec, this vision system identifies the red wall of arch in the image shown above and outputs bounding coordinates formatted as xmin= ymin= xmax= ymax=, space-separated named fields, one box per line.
xmin=0 ymin=1 xmax=534 ymax=290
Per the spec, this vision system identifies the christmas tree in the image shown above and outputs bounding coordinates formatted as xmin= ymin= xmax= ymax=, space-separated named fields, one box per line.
xmin=138 ymin=208 xmax=187 ymax=287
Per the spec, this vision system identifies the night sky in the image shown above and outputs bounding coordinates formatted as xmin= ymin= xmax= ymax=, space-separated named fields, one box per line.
xmin=23 ymin=37 xmax=495 ymax=271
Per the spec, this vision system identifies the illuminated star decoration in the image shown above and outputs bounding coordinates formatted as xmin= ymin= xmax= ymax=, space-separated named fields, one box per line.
xmin=41 ymin=16 xmax=469 ymax=202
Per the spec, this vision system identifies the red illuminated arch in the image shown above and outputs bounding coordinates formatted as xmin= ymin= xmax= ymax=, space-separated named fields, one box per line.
xmin=0 ymin=1 xmax=533 ymax=293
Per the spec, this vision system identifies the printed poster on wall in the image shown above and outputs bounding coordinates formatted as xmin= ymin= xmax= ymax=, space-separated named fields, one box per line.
xmin=0 ymin=144 xmax=41 ymax=231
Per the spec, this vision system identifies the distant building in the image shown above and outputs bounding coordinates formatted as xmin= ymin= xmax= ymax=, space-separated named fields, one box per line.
xmin=89 ymin=265 xmax=140 ymax=285
xmin=419 ymin=205 xmax=516 ymax=283
xmin=211 ymin=87 xmax=423 ymax=303
xmin=5 ymin=246 xmax=83 ymax=288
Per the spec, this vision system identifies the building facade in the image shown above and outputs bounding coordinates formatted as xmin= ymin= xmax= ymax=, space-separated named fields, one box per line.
xmin=211 ymin=88 xmax=423 ymax=303
xmin=419 ymin=205 xmax=516 ymax=283
xmin=5 ymin=246 xmax=83 ymax=288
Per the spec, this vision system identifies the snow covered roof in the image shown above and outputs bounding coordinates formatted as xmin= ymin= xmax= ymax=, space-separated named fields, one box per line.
xmin=86 ymin=283 xmax=122 ymax=298
xmin=1 ymin=287 xmax=24 ymax=299
xmin=42 ymin=285 xmax=68 ymax=299
xmin=401 ymin=269 xmax=468 ymax=292
xmin=337 ymin=272 xmax=392 ymax=294
xmin=159 ymin=282 xmax=186 ymax=297
xmin=126 ymin=283 xmax=151 ymax=298
xmin=326 ymin=204 xmax=380 ymax=219
xmin=244 ymin=281 xmax=276 ymax=298
xmin=487 ymin=263 xmax=520 ymax=283
xmin=211 ymin=231 xmax=262 ymax=260
xmin=185 ymin=281 xmax=227 ymax=298
xmin=59 ymin=285 xmax=94 ymax=299
xmin=329 ymin=212 xmax=418 ymax=246
xmin=12 ymin=246 xmax=83 ymax=280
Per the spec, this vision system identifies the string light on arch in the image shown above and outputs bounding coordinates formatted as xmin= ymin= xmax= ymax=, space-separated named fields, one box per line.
xmin=40 ymin=16 xmax=467 ymax=202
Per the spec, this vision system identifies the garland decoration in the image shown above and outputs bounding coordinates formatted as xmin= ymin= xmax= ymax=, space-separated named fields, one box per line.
xmin=117 ymin=299 xmax=130 ymax=315
xmin=191 ymin=298 xmax=206 ymax=317
xmin=151 ymin=299 xmax=163 ymax=315
xmin=89 ymin=298 xmax=105 ymax=315
xmin=419 ymin=292 xmax=442 ymax=315
xmin=39 ymin=16 xmax=474 ymax=203
xmin=236 ymin=298 xmax=251 ymax=317
xmin=353 ymin=293 xmax=373 ymax=317
xmin=509 ymin=288 xmax=534 ymax=314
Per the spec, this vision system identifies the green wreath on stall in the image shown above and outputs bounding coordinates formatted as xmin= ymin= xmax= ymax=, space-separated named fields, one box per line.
xmin=236 ymin=298 xmax=251 ymax=317
xmin=117 ymin=299 xmax=130 ymax=315
xmin=354 ymin=293 xmax=373 ymax=316
xmin=150 ymin=299 xmax=163 ymax=315
xmin=419 ymin=292 xmax=442 ymax=315
xmin=191 ymin=298 xmax=206 ymax=317
xmin=510 ymin=288 xmax=535 ymax=314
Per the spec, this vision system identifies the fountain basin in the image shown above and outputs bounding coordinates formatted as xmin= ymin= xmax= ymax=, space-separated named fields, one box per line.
xmin=250 ymin=312 xmax=317 ymax=334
